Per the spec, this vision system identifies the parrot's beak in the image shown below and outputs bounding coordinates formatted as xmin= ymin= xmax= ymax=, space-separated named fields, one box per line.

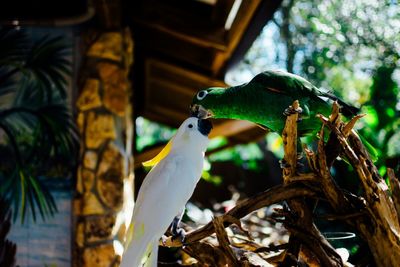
xmin=190 ymin=104 xmax=213 ymax=119
xmin=198 ymin=119 xmax=212 ymax=136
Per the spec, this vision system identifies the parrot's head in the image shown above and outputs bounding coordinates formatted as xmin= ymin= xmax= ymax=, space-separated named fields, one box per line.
xmin=174 ymin=117 xmax=212 ymax=145
xmin=142 ymin=117 xmax=212 ymax=167
xmin=190 ymin=87 xmax=227 ymax=119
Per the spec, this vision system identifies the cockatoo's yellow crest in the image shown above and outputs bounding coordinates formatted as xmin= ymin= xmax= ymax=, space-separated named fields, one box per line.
xmin=142 ymin=139 xmax=173 ymax=167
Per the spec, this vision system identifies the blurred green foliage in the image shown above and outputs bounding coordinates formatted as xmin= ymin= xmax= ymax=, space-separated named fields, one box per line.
xmin=135 ymin=117 xmax=175 ymax=152
xmin=209 ymin=143 xmax=264 ymax=171
xmin=227 ymin=1 xmax=399 ymax=261
xmin=228 ymin=0 xmax=400 ymax=171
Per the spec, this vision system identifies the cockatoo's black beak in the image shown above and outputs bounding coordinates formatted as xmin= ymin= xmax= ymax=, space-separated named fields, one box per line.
xmin=198 ymin=119 xmax=212 ymax=136
xmin=190 ymin=104 xmax=212 ymax=119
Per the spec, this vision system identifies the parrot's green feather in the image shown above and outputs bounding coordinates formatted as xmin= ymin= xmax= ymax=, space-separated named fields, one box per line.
xmin=358 ymin=133 xmax=378 ymax=162
xmin=192 ymin=70 xmax=377 ymax=160
xmin=193 ymin=70 xmax=354 ymax=134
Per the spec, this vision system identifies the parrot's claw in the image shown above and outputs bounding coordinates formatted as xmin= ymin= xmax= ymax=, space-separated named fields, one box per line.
xmin=297 ymin=152 xmax=303 ymax=160
xmin=279 ymin=159 xmax=290 ymax=169
xmin=283 ymin=106 xmax=303 ymax=116
xmin=171 ymin=227 xmax=186 ymax=243
xmin=161 ymin=235 xmax=168 ymax=246
xmin=279 ymin=158 xmax=304 ymax=170
xmin=170 ymin=214 xmax=186 ymax=243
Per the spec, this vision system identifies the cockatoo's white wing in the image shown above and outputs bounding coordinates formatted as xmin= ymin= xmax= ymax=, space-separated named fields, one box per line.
xmin=121 ymin=154 xmax=203 ymax=267
xmin=134 ymin=152 xmax=202 ymax=235
xmin=132 ymin=157 xmax=178 ymax=234
xmin=120 ymin=158 xmax=177 ymax=267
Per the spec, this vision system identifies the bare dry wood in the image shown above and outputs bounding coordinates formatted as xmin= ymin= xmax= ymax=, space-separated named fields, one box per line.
xmin=161 ymin=182 xmax=318 ymax=247
xmin=212 ymin=216 xmax=240 ymax=266
xmin=281 ymin=100 xmax=300 ymax=180
xmin=388 ymin=168 xmax=400 ymax=222
xmin=281 ymin=101 xmax=343 ymax=267
xmin=315 ymin=122 xmax=350 ymax=211
xmin=318 ymin=104 xmax=400 ymax=267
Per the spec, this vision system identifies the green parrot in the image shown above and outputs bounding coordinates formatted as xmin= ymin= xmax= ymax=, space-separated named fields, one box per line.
xmin=191 ymin=70 xmax=359 ymax=135
xmin=190 ymin=70 xmax=377 ymax=161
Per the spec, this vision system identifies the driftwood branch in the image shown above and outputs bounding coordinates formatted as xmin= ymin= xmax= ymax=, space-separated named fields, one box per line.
xmin=161 ymin=182 xmax=318 ymax=247
xmin=159 ymin=100 xmax=400 ymax=267
xmin=317 ymin=104 xmax=400 ymax=266
xmin=281 ymin=101 xmax=343 ymax=267
xmin=388 ymin=168 xmax=400 ymax=221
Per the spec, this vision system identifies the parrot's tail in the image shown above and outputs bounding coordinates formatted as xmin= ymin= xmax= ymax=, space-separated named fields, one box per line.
xmin=120 ymin=237 xmax=159 ymax=267
xmin=320 ymin=91 xmax=360 ymax=116
xmin=337 ymin=99 xmax=360 ymax=117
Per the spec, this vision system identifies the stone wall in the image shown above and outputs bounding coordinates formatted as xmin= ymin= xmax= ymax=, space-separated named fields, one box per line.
xmin=73 ymin=29 xmax=134 ymax=267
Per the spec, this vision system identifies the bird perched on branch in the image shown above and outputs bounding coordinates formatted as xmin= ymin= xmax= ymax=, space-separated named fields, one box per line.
xmin=191 ymin=70 xmax=377 ymax=161
xmin=191 ymin=70 xmax=359 ymax=135
xmin=120 ymin=117 xmax=212 ymax=267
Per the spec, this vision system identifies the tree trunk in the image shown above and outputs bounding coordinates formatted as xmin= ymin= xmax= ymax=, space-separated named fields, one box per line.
xmin=281 ymin=0 xmax=295 ymax=73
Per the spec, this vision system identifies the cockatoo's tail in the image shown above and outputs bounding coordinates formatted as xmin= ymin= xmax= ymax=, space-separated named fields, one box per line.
xmin=120 ymin=117 xmax=212 ymax=267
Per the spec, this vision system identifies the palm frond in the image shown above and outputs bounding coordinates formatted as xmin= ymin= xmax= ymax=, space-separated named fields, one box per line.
xmin=0 ymin=98 xmax=77 ymax=223
xmin=12 ymin=78 xmax=44 ymax=109
xmin=0 ymin=103 xmax=78 ymax=162
xmin=0 ymin=168 xmax=57 ymax=223
xmin=0 ymin=28 xmax=71 ymax=103
xmin=24 ymin=35 xmax=71 ymax=100
xmin=0 ymin=28 xmax=27 ymax=99
xmin=0 ymin=28 xmax=78 ymax=223
xmin=37 ymin=104 xmax=79 ymax=158
xmin=0 ymin=122 xmax=22 ymax=165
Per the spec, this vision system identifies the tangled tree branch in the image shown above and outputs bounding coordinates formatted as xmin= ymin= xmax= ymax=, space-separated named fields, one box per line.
xmin=162 ymin=182 xmax=318 ymax=247
xmin=160 ymin=101 xmax=400 ymax=267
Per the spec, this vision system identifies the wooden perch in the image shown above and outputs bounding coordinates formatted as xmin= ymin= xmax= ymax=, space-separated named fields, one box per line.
xmin=281 ymin=101 xmax=343 ymax=267
xmin=319 ymin=103 xmax=400 ymax=267
xmin=315 ymin=122 xmax=350 ymax=211
xmin=281 ymin=100 xmax=299 ymax=180
xmin=161 ymin=182 xmax=318 ymax=247
xmin=388 ymin=168 xmax=400 ymax=220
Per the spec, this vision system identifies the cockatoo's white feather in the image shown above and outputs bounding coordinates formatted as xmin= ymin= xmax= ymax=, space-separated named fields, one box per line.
xmin=120 ymin=117 xmax=210 ymax=267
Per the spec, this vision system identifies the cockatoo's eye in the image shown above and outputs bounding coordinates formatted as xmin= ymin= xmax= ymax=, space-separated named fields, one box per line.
xmin=188 ymin=124 xmax=193 ymax=129
xmin=196 ymin=90 xmax=208 ymax=100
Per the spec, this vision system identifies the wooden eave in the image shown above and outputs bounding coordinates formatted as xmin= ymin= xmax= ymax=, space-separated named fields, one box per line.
xmin=125 ymin=0 xmax=282 ymax=166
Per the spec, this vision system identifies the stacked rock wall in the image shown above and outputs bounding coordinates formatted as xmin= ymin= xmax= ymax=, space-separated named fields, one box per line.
xmin=73 ymin=29 xmax=134 ymax=267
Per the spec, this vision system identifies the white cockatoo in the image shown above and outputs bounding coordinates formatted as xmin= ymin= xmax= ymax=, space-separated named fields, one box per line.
xmin=120 ymin=117 xmax=212 ymax=267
